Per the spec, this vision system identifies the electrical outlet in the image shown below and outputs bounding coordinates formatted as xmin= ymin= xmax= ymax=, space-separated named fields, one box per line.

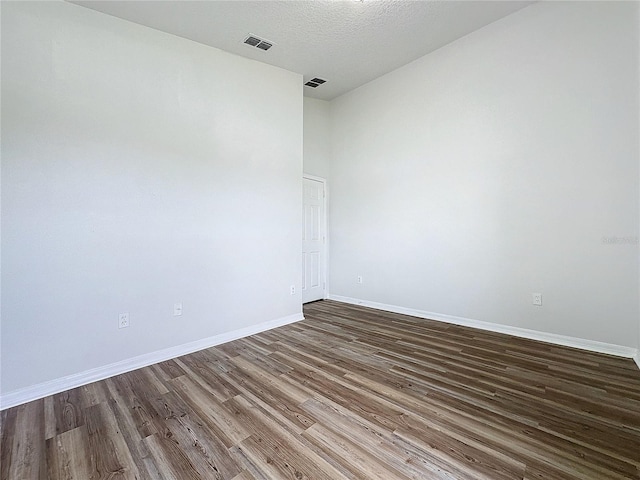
xmin=357 ymin=275 xmax=363 ymax=284
xmin=532 ymin=293 xmax=542 ymax=306
xmin=290 ymin=285 xmax=296 ymax=295
xmin=118 ymin=312 xmax=130 ymax=329
xmin=173 ymin=303 xmax=183 ymax=316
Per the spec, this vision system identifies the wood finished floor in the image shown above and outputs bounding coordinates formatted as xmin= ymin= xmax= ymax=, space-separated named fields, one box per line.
xmin=2 ymin=300 xmax=640 ymax=480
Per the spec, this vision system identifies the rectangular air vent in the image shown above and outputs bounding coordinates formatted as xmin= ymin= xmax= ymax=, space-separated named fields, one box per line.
xmin=305 ymin=78 xmax=328 ymax=88
xmin=244 ymin=34 xmax=273 ymax=51
xmin=244 ymin=36 xmax=261 ymax=47
xmin=256 ymin=41 xmax=272 ymax=51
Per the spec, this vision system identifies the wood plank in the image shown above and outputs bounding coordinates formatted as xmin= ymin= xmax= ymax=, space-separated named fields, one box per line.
xmin=50 ymin=388 xmax=84 ymax=437
xmin=145 ymin=390 xmax=241 ymax=479
xmin=3 ymin=400 xmax=46 ymax=480
xmin=84 ymin=402 xmax=141 ymax=479
xmin=229 ymin=395 xmax=349 ymax=480
xmin=45 ymin=426 xmax=91 ymax=479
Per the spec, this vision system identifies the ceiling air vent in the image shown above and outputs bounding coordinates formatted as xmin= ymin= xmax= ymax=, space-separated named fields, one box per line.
xmin=305 ymin=77 xmax=328 ymax=88
xmin=243 ymin=34 xmax=274 ymax=51
xmin=256 ymin=41 xmax=273 ymax=51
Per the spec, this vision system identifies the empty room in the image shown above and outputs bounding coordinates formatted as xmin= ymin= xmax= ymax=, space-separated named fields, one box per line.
xmin=1 ymin=0 xmax=639 ymax=478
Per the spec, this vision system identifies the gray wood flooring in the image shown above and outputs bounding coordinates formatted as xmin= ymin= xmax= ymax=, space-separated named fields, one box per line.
xmin=2 ymin=300 xmax=640 ymax=479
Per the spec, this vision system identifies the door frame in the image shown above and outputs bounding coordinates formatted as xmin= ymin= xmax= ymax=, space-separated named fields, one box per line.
xmin=303 ymin=174 xmax=328 ymax=302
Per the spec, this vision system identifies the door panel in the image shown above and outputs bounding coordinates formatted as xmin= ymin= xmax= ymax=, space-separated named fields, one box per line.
xmin=302 ymin=177 xmax=326 ymax=303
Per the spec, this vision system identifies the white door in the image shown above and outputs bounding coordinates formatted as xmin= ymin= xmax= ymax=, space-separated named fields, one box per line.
xmin=302 ymin=176 xmax=326 ymax=303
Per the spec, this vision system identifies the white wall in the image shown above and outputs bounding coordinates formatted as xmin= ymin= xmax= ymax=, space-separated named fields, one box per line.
xmin=1 ymin=1 xmax=303 ymax=394
xmin=303 ymin=97 xmax=331 ymax=179
xmin=329 ymin=1 xmax=639 ymax=348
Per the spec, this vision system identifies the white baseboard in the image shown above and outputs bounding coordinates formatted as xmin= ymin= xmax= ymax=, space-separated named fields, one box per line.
xmin=0 ymin=312 xmax=304 ymax=411
xmin=328 ymin=295 xmax=639 ymax=360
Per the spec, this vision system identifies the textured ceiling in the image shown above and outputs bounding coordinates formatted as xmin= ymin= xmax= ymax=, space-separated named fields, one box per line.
xmin=71 ymin=1 xmax=533 ymax=101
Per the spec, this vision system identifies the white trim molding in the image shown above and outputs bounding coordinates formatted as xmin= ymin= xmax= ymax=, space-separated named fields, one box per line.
xmin=328 ymin=295 xmax=639 ymax=361
xmin=0 ymin=312 xmax=304 ymax=411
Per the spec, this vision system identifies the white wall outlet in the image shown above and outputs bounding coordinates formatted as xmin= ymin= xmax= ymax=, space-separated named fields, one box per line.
xmin=118 ymin=312 xmax=130 ymax=329
xmin=532 ymin=293 xmax=542 ymax=306
xmin=173 ymin=303 xmax=183 ymax=316
xmin=357 ymin=275 xmax=363 ymax=284
xmin=290 ymin=285 xmax=296 ymax=295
